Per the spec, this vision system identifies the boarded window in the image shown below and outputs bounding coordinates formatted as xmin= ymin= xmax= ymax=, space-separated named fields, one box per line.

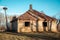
xmin=25 ymin=22 xmax=30 ymax=26
xmin=43 ymin=22 xmax=47 ymax=27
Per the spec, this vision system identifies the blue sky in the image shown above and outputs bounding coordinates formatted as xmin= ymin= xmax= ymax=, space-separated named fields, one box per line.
xmin=0 ymin=0 xmax=60 ymax=16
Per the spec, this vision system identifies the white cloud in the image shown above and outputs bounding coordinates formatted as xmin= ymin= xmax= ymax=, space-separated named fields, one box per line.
xmin=0 ymin=6 xmax=5 ymax=13
xmin=0 ymin=10 xmax=4 ymax=13
xmin=8 ymin=12 xmax=23 ymax=16
xmin=0 ymin=6 xmax=5 ymax=9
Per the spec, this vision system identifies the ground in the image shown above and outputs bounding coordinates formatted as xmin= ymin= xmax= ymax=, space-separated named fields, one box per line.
xmin=0 ymin=32 xmax=60 ymax=40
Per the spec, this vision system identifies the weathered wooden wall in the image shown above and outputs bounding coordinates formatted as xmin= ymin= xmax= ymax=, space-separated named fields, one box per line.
xmin=17 ymin=19 xmax=58 ymax=33
xmin=51 ymin=21 xmax=58 ymax=32
xmin=18 ymin=20 xmax=32 ymax=32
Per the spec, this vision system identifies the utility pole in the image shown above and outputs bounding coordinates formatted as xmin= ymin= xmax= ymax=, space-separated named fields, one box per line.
xmin=3 ymin=7 xmax=8 ymax=31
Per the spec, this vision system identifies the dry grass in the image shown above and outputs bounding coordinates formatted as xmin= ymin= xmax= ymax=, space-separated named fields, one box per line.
xmin=0 ymin=33 xmax=32 ymax=40
xmin=0 ymin=32 xmax=60 ymax=40
xmin=25 ymin=32 xmax=60 ymax=38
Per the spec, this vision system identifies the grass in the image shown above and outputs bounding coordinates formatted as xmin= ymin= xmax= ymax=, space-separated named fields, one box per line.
xmin=0 ymin=32 xmax=31 ymax=40
xmin=0 ymin=32 xmax=60 ymax=40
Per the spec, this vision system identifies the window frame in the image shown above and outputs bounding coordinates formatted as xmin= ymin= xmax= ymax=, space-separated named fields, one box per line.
xmin=43 ymin=21 xmax=47 ymax=27
xmin=24 ymin=22 xmax=30 ymax=27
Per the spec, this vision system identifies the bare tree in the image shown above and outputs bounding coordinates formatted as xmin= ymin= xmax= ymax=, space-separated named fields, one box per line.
xmin=0 ymin=13 xmax=5 ymax=26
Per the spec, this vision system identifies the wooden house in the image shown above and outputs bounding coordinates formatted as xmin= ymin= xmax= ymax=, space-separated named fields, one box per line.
xmin=11 ymin=4 xmax=58 ymax=33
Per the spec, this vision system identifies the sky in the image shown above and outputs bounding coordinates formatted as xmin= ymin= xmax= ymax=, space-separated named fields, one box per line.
xmin=0 ymin=0 xmax=60 ymax=17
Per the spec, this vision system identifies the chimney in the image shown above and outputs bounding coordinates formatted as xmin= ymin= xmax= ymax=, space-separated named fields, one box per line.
xmin=29 ymin=4 xmax=32 ymax=10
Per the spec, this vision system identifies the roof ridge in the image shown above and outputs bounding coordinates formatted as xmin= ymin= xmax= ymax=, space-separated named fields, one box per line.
xmin=28 ymin=10 xmax=46 ymax=20
xmin=29 ymin=10 xmax=57 ymax=21
xmin=28 ymin=10 xmax=42 ymax=19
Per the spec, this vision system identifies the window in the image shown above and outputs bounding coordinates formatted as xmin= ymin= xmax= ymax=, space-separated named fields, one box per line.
xmin=43 ymin=22 xmax=47 ymax=27
xmin=25 ymin=22 xmax=30 ymax=26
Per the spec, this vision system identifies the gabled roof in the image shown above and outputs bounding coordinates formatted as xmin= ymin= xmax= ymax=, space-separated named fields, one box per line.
xmin=18 ymin=4 xmax=56 ymax=21
xmin=28 ymin=10 xmax=57 ymax=21
xmin=18 ymin=11 xmax=37 ymax=20
xmin=11 ymin=4 xmax=57 ymax=22
xmin=18 ymin=9 xmax=56 ymax=21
